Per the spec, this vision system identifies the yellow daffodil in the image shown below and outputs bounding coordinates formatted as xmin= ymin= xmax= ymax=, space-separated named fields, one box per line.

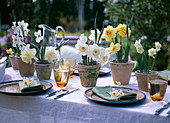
xmin=102 ymin=25 xmax=117 ymax=41
xmin=6 ymin=48 xmax=14 ymax=55
xmin=117 ymin=24 xmax=131 ymax=37
xmin=108 ymin=43 xmax=121 ymax=54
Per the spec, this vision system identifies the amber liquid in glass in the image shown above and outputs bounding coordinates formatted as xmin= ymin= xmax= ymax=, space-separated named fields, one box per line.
xmin=54 ymin=69 xmax=70 ymax=87
xmin=69 ymin=68 xmax=75 ymax=78
xmin=148 ymin=80 xmax=167 ymax=101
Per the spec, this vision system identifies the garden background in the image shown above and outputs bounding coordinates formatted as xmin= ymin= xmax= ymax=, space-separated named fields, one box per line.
xmin=0 ymin=0 xmax=169 ymax=71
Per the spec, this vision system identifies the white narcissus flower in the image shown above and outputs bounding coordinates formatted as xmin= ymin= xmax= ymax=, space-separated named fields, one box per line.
xmin=134 ymin=39 xmax=142 ymax=48
xmin=12 ymin=35 xmax=23 ymax=47
xmin=98 ymin=47 xmax=110 ymax=66
xmin=155 ymin=42 xmax=161 ymax=51
xmin=34 ymin=30 xmax=43 ymax=43
xmin=119 ymin=89 xmax=124 ymax=96
xmin=18 ymin=20 xmax=29 ymax=30
xmin=22 ymin=77 xmax=37 ymax=87
xmin=109 ymin=88 xmax=124 ymax=99
xmin=89 ymin=29 xmax=102 ymax=43
xmin=20 ymin=44 xmax=37 ymax=64
xmin=11 ymin=22 xmax=20 ymax=35
xmin=87 ymin=44 xmax=101 ymax=61
xmin=44 ymin=47 xmax=58 ymax=63
xmin=75 ymin=43 xmax=88 ymax=56
xmin=136 ymin=45 xmax=144 ymax=54
xmin=148 ymin=48 xmax=156 ymax=58
xmin=109 ymin=88 xmax=120 ymax=99
xmin=18 ymin=20 xmax=29 ymax=36
xmin=115 ymin=81 xmax=121 ymax=87
xmin=78 ymin=33 xmax=87 ymax=44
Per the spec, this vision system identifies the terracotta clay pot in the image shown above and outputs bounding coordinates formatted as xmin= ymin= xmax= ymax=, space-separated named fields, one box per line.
xmin=109 ymin=61 xmax=135 ymax=85
xmin=9 ymin=55 xmax=18 ymax=70
xmin=135 ymin=71 xmax=158 ymax=92
xmin=77 ymin=63 xmax=101 ymax=87
xmin=34 ymin=63 xmax=53 ymax=80
xmin=16 ymin=57 xmax=35 ymax=77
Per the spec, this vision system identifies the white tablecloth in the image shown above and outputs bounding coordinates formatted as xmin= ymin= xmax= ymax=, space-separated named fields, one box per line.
xmin=0 ymin=67 xmax=169 ymax=123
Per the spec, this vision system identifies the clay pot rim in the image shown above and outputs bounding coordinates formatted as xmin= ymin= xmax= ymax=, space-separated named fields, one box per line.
xmin=109 ymin=60 xmax=135 ymax=65
xmin=9 ymin=55 xmax=16 ymax=57
xmin=109 ymin=61 xmax=135 ymax=65
xmin=34 ymin=62 xmax=53 ymax=66
xmin=135 ymin=70 xmax=158 ymax=75
xmin=77 ymin=62 xmax=101 ymax=67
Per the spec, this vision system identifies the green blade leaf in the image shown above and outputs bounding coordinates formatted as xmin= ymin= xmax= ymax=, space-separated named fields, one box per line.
xmin=29 ymin=42 xmax=40 ymax=52
xmin=55 ymin=40 xmax=68 ymax=50
xmin=94 ymin=12 xmax=98 ymax=43
xmin=111 ymin=14 xmax=115 ymax=28
xmin=98 ymin=22 xmax=104 ymax=44
xmin=129 ymin=16 xmax=133 ymax=29
xmin=74 ymin=26 xmax=79 ymax=37
xmin=126 ymin=23 xmax=129 ymax=38
xmin=12 ymin=10 xmax=16 ymax=22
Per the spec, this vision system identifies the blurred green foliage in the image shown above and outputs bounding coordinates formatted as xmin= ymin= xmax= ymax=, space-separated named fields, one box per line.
xmin=1 ymin=0 xmax=105 ymax=32
xmin=103 ymin=0 xmax=170 ymax=70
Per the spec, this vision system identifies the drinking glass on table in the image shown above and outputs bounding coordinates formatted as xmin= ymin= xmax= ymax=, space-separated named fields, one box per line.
xmin=53 ymin=63 xmax=70 ymax=87
xmin=61 ymin=58 xmax=76 ymax=78
xmin=148 ymin=76 xmax=168 ymax=101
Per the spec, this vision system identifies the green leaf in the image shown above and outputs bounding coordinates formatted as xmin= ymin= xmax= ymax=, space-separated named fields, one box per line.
xmin=74 ymin=26 xmax=79 ymax=37
xmin=129 ymin=16 xmax=133 ymax=29
xmin=30 ymin=42 xmax=40 ymax=52
xmin=21 ymin=27 xmax=25 ymax=43
xmin=94 ymin=12 xmax=98 ymax=43
xmin=87 ymin=28 xmax=92 ymax=39
xmin=126 ymin=23 xmax=129 ymax=38
xmin=124 ymin=23 xmax=129 ymax=62
xmin=97 ymin=22 xmax=104 ymax=44
xmin=40 ymin=43 xmax=43 ymax=60
xmin=55 ymin=40 xmax=68 ymax=50
xmin=111 ymin=14 xmax=115 ymax=28
xmin=82 ymin=55 xmax=87 ymax=65
xmin=115 ymin=34 xmax=118 ymax=43
xmin=12 ymin=10 xmax=16 ymax=22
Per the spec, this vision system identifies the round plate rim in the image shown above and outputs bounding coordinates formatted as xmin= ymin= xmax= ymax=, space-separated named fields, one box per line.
xmin=84 ymin=86 xmax=146 ymax=104
xmin=0 ymin=80 xmax=53 ymax=95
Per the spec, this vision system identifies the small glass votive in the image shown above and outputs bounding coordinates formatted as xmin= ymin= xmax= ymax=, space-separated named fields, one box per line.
xmin=53 ymin=63 xmax=70 ymax=87
xmin=61 ymin=58 xmax=76 ymax=78
xmin=148 ymin=76 xmax=168 ymax=101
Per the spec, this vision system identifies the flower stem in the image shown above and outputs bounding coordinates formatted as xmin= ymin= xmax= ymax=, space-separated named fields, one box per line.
xmin=82 ymin=55 xmax=87 ymax=65
xmin=151 ymin=51 xmax=158 ymax=71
